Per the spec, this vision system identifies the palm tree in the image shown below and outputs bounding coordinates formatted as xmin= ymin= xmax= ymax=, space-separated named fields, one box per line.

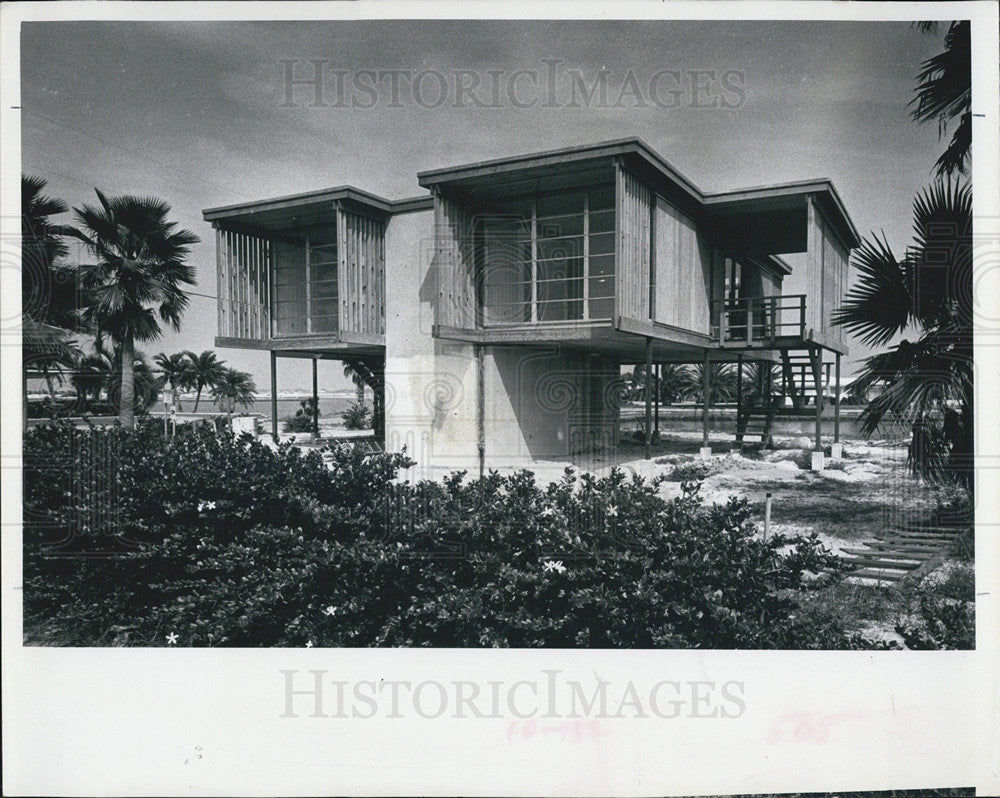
xmin=69 ymin=191 xmax=198 ymax=429
xmin=832 ymin=180 xmax=972 ymax=488
xmin=22 ymin=175 xmax=84 ymax=420
xmin=686 ymin=364 xmax=737 ymax=406
xmin=211 ymin=367 xmax=258 ymax=414
xmin=182 ymin=350 xmax=226 ymax=412
xmin=343 ymin=360 xmax=366 ymax=405
xmin=154 ymin=352 xmax=192 ymax=411
xmin=657 ymin=365 xmax=695 ymax=405
xmin=910 ymin=21 xmax=971 ymax=177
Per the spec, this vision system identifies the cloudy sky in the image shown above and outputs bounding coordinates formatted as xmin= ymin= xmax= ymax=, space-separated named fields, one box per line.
xmin=21 ymin=18 xmax=950 ymax=389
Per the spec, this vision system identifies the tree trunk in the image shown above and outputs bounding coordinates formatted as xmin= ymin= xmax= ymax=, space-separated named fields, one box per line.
xmin=120 ymin=336 xmax=136 ymax=429
xmin=356 ymin=380 xmax=365 ymax=406
xmin=193 ymin=387 xmax=202 ymax=413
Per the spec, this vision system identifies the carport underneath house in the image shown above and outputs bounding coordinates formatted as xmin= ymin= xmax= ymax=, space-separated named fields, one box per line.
xmin=203 ymin=138 xmax=859 ymax=472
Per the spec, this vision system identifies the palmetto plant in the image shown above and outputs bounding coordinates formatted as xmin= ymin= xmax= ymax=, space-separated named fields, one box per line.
xmin=69 ymin=191 xmax=198 ymax=429
xmin=22 ymin=175 xmax=84 ymax=415
xmin=211 ymin=367 xmax=258 ymax=413
xmin=832 ymin=180 xmax=972 ymax=487
xmin=686 ymin=363 xmax=737 ymax=406
xmin=910 ymin=21 xmax=971 ymax=177
xmin=182 ymin=350 xmax=226 ymax=412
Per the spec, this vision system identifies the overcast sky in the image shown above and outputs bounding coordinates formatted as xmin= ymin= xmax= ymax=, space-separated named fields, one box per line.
xmin=21 ymin=19 xmax=950 ymax=389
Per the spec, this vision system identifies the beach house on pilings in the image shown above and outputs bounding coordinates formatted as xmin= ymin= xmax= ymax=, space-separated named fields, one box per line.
xmin=203 ymin=138 xmax=859 ymax=476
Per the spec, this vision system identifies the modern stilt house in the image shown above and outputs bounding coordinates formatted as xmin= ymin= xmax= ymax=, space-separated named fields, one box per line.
xmin=203 ymin=138 xmax=859 ymax=475
xmin=203 ymin=187 xmax=433 ymax=438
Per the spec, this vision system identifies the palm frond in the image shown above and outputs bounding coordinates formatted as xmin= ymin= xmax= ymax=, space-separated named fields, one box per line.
xmin=831 ymin=232 xmax=912 ymax=347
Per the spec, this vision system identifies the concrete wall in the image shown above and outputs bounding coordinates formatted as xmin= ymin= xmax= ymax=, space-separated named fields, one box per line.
xmin=384 ymin=210 xmax=621 ymax=478
xmin=384 ymin=208 xmax=481 ymax=479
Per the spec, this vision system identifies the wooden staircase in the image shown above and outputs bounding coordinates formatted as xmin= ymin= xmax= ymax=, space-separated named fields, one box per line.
xmin=838 ymin=524 xmax=968 ymax=585
xmin=735 ymin=405 xmax=774 ymax=447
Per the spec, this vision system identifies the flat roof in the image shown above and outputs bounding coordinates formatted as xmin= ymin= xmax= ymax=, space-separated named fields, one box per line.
xmin=418 ymin=137 xmax=860 ymax=249
xmin=203 ymin=186 xmax=432 ymax=231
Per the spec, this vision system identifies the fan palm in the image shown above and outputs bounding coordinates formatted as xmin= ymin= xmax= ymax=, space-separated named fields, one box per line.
xmin=832 ymin=180 xmax=971 ymax=487
xmin=685 ymin=364 xmax=737 ymax=406
xmin=910 ymin=21 xmax=971 ymax=176
xmin=182 ymin=350 xmax=227 ymax=412
xmin=68 ymin=191 xmax=198 ymax=429
xmin=154 ymin=352 xmax=193 ymax=411
xmin=22 ymin=175 xmax=84 ymax=419
xmin=211 ymin=367 xmax=258 ymax=413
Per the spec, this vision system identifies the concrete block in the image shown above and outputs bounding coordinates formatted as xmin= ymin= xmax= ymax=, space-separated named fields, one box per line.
xmin=699 ymin=446 xmax=712 ymax=460
xmin=811 ymin=451 xmax=825 ymax=471
xmin=830 ymin=443 xmax=843 ymax=460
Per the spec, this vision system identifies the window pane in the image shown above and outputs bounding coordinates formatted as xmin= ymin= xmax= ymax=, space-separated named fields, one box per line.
xmin=311 ymin=298 xmax=338 ymax=318
xmin=274 ymin=282 xmax=305 ymax=303
xmin=537 ymin=214 xmax=583 ymax=238
xmin=589 ymin=208 xmax=615 ymax=234
xmin=589 ymin=276 xmax=614 ymax=299
xmin=537 ymin=192 xmax=584 ymax=218
xmin=311 ymin=280 xmax=338 ymax=299
xmin=311 ymin=259 xmax=337 ymax=281
xmin=588 ymin=296 xmax=614 ymax=320
xmin=588 ymin=254 xmax=614 ymax=278
xmin=311 ymin=315 xmax=337 ymax=333
xmin=589 ymin=187 xmax=614 ymax=212
xmin=588 ymin=232 xmax=614 ymax=257
xmin=309 ymin=225 xmax=336 ymax=247
xmin=537 ymin=238 xmax=583 ymax=263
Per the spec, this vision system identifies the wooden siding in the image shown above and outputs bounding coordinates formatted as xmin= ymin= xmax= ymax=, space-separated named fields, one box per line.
xmin=652 ymin=196 xmax=712 ymax=335
xmin=807 ymin=195 xmax=849 ymax=342
xmin=217 ymin=228 xmax=270 ymax=341
xmin=433 ymin=191 xmax=478 ymax=329
xmin=614 ymin=161 xmax=652 ymax=322
xmin=337 ymin=207 xmax=386 ymax=337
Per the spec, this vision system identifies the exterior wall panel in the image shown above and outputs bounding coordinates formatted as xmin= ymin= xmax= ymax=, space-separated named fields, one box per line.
xmin=614 ymin=162 xmax=652 ymax=322
xmin=217 ymin=227 xmax=270 ymax=341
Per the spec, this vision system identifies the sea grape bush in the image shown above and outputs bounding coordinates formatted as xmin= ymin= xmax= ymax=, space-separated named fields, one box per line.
xmin=24 ymin=422 xmax=866 ymax=648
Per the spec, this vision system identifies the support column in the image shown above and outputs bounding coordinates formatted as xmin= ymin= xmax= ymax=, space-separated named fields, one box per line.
xmin=700 ymin=348 xmax=712 ymax=459
xmin=270 ymin=350 xmax=278 ymax=442
xmin=832 ymin=353 xmax=843 ymax=459
xmin=476 ymin=344 xmax=485 ymax=479
xmin=644 ymin=337 xmax=653 ymax=460
xmin=810 ymin=348 xmax=824 ymax=471
xmin=653 ymin=363 xmax=660 ymax=439
xmin=311 ymin=357 xmax=319 ymax=438
xmin=734 ymin=353 xmax=744 ymax=449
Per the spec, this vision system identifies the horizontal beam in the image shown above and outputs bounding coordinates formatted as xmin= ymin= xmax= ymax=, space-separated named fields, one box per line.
xmin=614 ymin=316 xmax=714 ymax=349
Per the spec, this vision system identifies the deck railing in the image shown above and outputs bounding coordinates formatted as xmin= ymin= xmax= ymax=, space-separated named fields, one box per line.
xmin=712 ymin=294 xmax=806 ymax=345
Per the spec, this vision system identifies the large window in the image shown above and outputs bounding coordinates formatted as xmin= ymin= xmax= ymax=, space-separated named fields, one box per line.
xmin=481 ymin=187 xmax=615 ymax=325
xmin=272 ymin=226 xmax=338 ymax=336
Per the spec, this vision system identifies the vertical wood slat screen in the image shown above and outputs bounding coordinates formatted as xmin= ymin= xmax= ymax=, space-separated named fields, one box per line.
xmin=614 ymin=161 xmax=652 ymax=322
xmin=337 ymin=207 xmax=387 ymax=336
xmin=806 ymin=196 xmax=849 ymax=342
xmin=216 ymin=227 xmax=271 ymax=340
xmin=433 ymin=192 xmax=477 ymax=329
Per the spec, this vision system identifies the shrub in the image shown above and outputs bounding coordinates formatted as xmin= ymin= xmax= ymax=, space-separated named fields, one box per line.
xmin=341 ymin=402 xmax=369 ymax=430
xmin=283 ymin=399 xmax=318 ymax=433
xmin=666 ymin=461 xmax=712 ymax=482
xmin=24 ymin=423 xmax=876 ymax=648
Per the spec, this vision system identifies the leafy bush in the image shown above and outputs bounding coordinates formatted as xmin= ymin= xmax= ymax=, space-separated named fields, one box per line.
xmin=25 ymin=422 xmax=879 ymax=648
xmin=283 ymin=399 xmax=318 ymax=433
xmin=666 ymin=461 xmax=712 ymax=482
xmin=896 ymin=595 xmax=974 ymax=650
xmin=341 ymin=401 xmax=369 ymax=430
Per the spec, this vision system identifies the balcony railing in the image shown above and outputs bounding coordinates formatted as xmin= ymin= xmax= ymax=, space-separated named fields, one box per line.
xmin=712 ymin=294 xmax=806 ymax=345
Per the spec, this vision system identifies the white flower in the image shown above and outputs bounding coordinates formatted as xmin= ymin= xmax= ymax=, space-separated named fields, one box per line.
xmin=323 ymin=605 xmax=337 ymax=616
xmin=305 ymin=640 xmax=314 ymax=648
xmin=165 ymin=632 xmax=179 ymax=645
xmin=606 ymin=505 xmax=619 ymax=518
xmin=543 ymin=560 xmax=567 ymax=574
xmin=540 ymin=507 xmax=556 ymax=518
xmin=197 ymin=501 xmax=217 ymax=512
